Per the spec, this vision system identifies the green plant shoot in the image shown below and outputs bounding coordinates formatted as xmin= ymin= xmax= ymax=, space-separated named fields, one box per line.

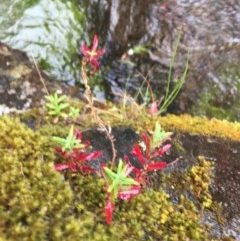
xmin=103 ymin=159 xmax=138 ymax=200
xmin=53 ymin=125 xmax=84 ymax=153
xmin=68 ymin=106 xmax=80 ymax=117
xmin=45 ymin=92 xmax=69 ymax=116
xmin=151 ymin=122 xmax=172 ymax=149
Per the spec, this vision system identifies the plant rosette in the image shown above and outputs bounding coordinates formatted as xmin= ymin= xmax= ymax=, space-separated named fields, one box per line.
xmin=102 ymin=159 xmax=141 ymax=224
xmin=53 ymin=126 xmax=102 ymax=174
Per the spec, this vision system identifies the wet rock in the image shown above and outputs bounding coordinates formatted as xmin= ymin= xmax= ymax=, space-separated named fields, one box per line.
xmin=0 ymin=42 xmax=83 ymax=115
xmin=167 ymin=132 xmax=240 ymax=240
xmin=100 ymin=0 xmax=240 ymax=120
xmin=82 ymin=126 xmax=140 ymax=171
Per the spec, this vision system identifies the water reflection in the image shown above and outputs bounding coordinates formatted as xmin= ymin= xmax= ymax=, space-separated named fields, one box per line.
xmin=0 ymin=0 xmax=85 ymax=83
xmin=1 ymin=0 xmax=240 ymax=120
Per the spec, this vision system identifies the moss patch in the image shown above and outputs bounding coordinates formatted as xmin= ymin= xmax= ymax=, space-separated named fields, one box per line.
xmin=1 ymin=103 xmax=240 ymax=240
xmin=159 ymin=114 xmax=240 ymax=141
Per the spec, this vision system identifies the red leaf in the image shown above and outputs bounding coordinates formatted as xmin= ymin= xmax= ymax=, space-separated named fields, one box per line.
xmin=54 ymin=162 xmax=77 ymax=172
xmin=54 ymin=163 xmax=70 ymax=171
xmin=75 ymin=151 xmax=102 ymax=162
xmin=74 ymin=129 xmax=83 ymax=140
xmin=146 ymin=162 xmax=167 ymax=172
xmin=55 ymin=148 xmax=68 ymax=158
xmin=105 ymin=198 xmax=115 ymax=225
xmin=92 ymin=34 xmax=99 ymax=51
xmin=118 ymin=186 xmax=141 ymax=201
xmin=80 ymin=165 xmax=96 ymax=174
xmin=81 ymin=44 xmax=90 ymax=57
xmin=131 ymin=144 xmax=146 ymax=165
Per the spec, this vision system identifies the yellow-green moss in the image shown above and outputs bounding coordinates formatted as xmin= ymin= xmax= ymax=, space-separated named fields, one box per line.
xmin=114 ymin=190 xmax=209 ymax=241
xmin=159 ymin=114 xmax=240 ymax=141
xmin=162 ymin=156 xmax=214 ymax=209
xmin=0 ymin=116 xmax=80 ymax=240
xmin=0 ymin=108 xmax=237 ymax=240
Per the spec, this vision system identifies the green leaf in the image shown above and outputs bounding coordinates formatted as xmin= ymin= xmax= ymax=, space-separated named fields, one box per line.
xmin=52 ymin=136 xmax=68 ymax=145
xmin=104 ymin=167 xmax=117 ymax=181
xmin=45 ymin=103 xmax=56 ymax=109
xmin=57 ymin=94 xmax=67 ymax=102
xmin=103 ymin=159 xmax=138 ymax=199
xmin=45 ymin=92 xmax=69 ymax=117
xmin=68 ymin=107 xmax=80 ymax=117
xmin=151 ymin=122 xmax=172 ymax=149
xmin=158 ymin=28 xmax=189 ymax=114
xmin=53 ymin=125 xmax=84 ymax=152
xmin=58 ymin=103 xmax=69 ymax=109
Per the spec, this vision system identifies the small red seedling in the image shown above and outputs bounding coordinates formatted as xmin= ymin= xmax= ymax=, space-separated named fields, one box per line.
xmin=54 ymin=127 xmax=102 ymax=174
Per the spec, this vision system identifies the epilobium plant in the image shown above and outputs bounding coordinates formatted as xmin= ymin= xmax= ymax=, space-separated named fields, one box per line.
xmin=45 ymin=92 xmax=69 ymax=117
xmin=80 ymin=34 xmax=105 ymax=73
xmin=53 ymin=126 xmax=102 ymax=173
xmin=127 ymin=123 xmax=172 ymax=186
xmin=53 ymin=125 xmax=84 ymax=153
xmin=103 ymin=159 xmax=141 ymax=224
xmin=51 ymin=35 xmax=178 ymax=225
xmin=45 ymin=92 xmax=80 ymax=121
xmin=68 ymin=106 xmax=80 ymax=117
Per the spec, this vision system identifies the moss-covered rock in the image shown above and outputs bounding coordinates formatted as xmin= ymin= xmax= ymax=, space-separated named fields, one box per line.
xmin=0 ymin=116 xmax=80 ymax=240
xmin=1 ymin=106 xmax=240 ymax=240
xmin=0 ymin=115 xmax=219 ymax=241
xmin=159 ymin=114 xmax=240 ymax=141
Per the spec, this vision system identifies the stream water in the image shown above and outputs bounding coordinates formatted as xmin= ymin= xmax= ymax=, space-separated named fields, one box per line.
xmin=0 ymin=0 xmax=85 ymax=82
xmin=1 ymin=0 xmax=240 ymax=120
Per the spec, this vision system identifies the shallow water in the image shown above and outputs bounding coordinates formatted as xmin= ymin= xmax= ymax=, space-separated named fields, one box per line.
xmin=1 ymin=0 xmax=240 ymax=120
xmin=0 ymin=0 xmax=85 ymax=83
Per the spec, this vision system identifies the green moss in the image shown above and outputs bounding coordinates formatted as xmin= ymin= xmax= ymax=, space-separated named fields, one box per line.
xmin=0 ymin=107 xmax=237 ymax=240
xmin=0 ymin=116 xmax=80 ymax=240
xmin=115 ymin=190 xmax=209 ymax=241
xmin=159 ymin=114 xmax=240 ymax=141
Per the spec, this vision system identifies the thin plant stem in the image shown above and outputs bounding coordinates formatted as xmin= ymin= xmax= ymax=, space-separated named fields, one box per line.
xmin=81 ymin=58 xmax=117 ymax=169
xmin=165 ymin=28 xmax=182 ymax=99
xmin=30 ymin=52 xmax=49 ymax=95
xmin=159 ymin=51 xmax=189 ymax=114
xmin=81 ymin=58 xmax=93 ymax=106
xmin=158 ymin=27 xmax=189 ymax=114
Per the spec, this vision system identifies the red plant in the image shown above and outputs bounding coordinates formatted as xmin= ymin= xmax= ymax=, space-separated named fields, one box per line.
xmin=102 ymin=160 xmax=141 ymax=224
xmin=80 ymin=34 xmax=105 ymax=71
xmin=127 ymin=133 xmax=170 ymax=185
xmin=54 ymin=129 xmax=102 ymax=174
xmin=103 ymin=130 xmax=171 ymax=225
xmin=104 ymin=184 xmax=141 ymax=225
xmin=104 ymin=195 xmax=115 ymax=225
xmin=53 ymin=126 xmax=172 ymax=225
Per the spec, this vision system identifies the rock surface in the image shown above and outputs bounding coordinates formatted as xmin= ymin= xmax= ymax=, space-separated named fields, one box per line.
xmin=0 ymin=42 xmax=82 ymax=115
xmin=1 ymin=41 xmax=240 ymax=240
